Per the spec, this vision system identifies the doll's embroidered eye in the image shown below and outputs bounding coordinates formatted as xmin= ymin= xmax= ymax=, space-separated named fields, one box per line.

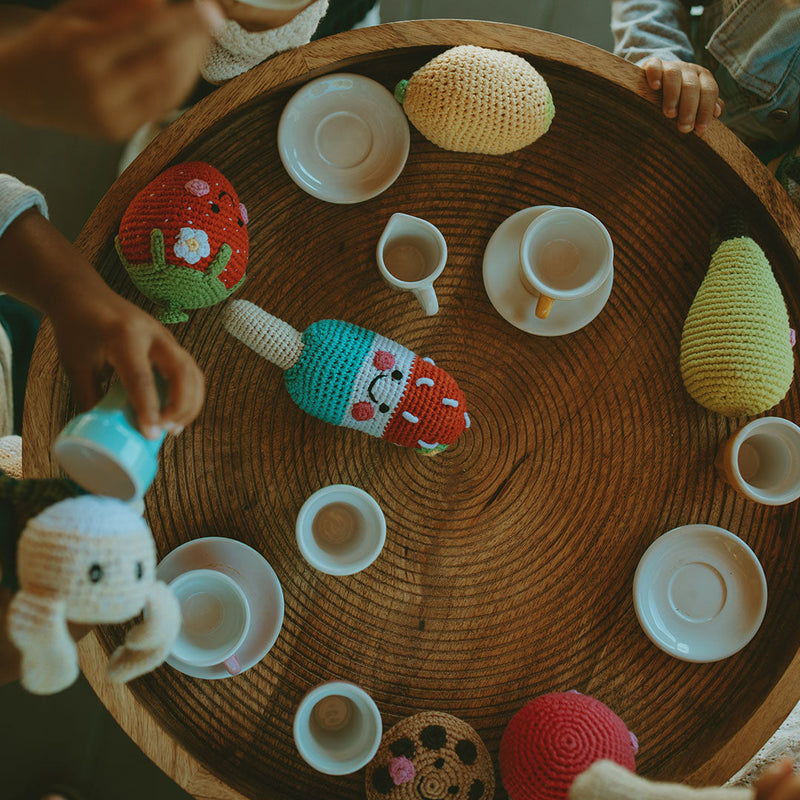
xmin=391 ymin=370 xmax=403 ymax=381
xmin=210 ymin=202 xmax=220 ymax=213
xmin=89 ymin=564 xmax=103 ymax=583
xmin=135 ymin=561 xmax=144 ymax=580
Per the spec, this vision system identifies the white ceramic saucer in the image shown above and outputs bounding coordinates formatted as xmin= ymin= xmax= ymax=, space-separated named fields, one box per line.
xmin=633 ymin=524 xmax=767 ymax=663
xmin=482 ymin=206 xmax=614 ymax=336
xmin=278 ymin=73 xmax=410 ymax=204
xmin=157 ymin=537 xmax=284 ymax=679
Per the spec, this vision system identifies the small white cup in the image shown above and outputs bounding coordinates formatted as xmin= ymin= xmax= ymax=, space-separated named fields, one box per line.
xmin=169 ymin=569 xmax=250 ymax=675
xmin=293 ymin=681 xmax=382 ymax=775
xmin=376 ymin=213 xmax=447 ymax=315
xmin=296 ymin=485 xmax=386 ymax=575
xmin=519 ymin=207 xmax=613 ymax=320
xmin=716 ymin=417 xmax=800 ymax=505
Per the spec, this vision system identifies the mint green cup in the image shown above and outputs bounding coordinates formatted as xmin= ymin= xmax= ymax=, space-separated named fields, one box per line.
xmin=53 ymin=384 xmax=166 ymax=501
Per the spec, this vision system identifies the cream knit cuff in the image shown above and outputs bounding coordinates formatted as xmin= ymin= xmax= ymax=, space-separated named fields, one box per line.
xmin=570 ymin=761 xmax=755 ymax=800
xmin=202 ymin=0 xmax=330 ymax=84
xmin=0 ymin=175 xmax=48 ymax=239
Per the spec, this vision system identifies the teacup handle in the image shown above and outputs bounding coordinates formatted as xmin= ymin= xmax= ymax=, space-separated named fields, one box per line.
xmin=535 ymin=294 xmax=554 ymax=319
xmin=413 ymin=285 xmax=439 ymax=316
xmin=223 ymin=654 xmax=242 ymax=675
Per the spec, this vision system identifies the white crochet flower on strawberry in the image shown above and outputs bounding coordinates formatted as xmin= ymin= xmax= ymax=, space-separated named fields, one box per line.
xmin=173 ymin=227 xmax=211 ymax=265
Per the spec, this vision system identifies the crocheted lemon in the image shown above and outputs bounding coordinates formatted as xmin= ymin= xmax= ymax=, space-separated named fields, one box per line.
xmin=680 ymin=219 xmax=794 ymax=417
xmin=395 ymin=45 xmax=555 ymax=155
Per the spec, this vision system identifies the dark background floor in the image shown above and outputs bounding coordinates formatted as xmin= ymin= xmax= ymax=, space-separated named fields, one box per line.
xmin=0 ymin=3 xmax=611 ymax=798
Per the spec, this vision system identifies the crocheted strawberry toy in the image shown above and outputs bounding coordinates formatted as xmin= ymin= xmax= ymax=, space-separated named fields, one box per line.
xmin=395 ymin=45 xmax=555 ymax=155
xmin=222 ymin=300 xmax=470 ymax=453
xmin=499 ymin=691 xmax=638 ymax=800
xmin=2 ymin=472 xmax=180 ymax=696
xmin=116 ymin=162 xmax=249 ymax=323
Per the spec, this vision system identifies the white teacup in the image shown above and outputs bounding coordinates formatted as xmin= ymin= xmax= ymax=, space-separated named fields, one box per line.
xmin=296 ymin=484 xmax=386 ymax=575
xmin=293 ymin=681 xmax=382 ymax=775
xmin=376 ymin=213 xmax=447 ymax=315
xmin=519 ymin=207 xmax=613 ymax=319
xmin=716 ymin=417 xmax=800 ymax=505
xmin=169 ymin=569 xmax=250 ymax=675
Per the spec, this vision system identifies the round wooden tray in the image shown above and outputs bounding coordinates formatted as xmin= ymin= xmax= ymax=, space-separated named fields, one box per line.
xmin=24 ymin=20 xmax=800 ymax=800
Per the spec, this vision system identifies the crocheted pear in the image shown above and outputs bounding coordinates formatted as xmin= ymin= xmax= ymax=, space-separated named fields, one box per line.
xmin=366 ymin=711 xmax=495 ymax=800
xmin=222 ymin=300 xmax=470 ymax=453
xmin=6 ymin=491 xmax=180 ymax=695
xmin=116 ymin=161 xmax=249 ymax=323
xmin=680 ymin=211 xmax=794 ymax=417
xmin=394 ymin=45 xmax=555 ymax=155
xmin=499 ymin=691 xmax=637 ymax=800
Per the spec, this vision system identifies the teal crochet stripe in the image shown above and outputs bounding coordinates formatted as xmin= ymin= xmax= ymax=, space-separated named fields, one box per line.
xmin=285 ymin=320 xmax=375 ymax=425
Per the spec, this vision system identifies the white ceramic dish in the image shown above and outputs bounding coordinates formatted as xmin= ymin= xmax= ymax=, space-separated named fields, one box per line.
xmin=278 ymin=73 xmax=410 ymax=204
xmin=482 ymin=205 xmax=614 ymax=336
xmin=296 ymin=484 xmax=386 ymax=575
xmin=633 ymin=524 xmax=767 ymax=662
xmin=157 ymin=537 xmax=284 ymax=679
xmin=293 ymin=681 xmax=383 ymax=775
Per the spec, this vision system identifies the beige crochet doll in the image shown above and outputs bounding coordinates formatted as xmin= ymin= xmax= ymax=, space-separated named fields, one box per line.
xmin=6 ymin=493 xmax=180 ymax=695
xmin=395 ymin=45 xmax=555 ymax=155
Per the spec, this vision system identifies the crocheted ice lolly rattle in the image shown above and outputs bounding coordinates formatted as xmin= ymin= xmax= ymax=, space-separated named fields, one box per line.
xmin=116 ymin=161 xmax=249 ymax=323
xmin=680 ymin=209 xmax=794 ymax=417
xmin=222 ymin=300 xmax=470 ymax=453
xmin=499 ymin=691 xmax=637 ymax=800
xmin=394 ymin=45 xmax=555 ymax=155
xmin=3 ymin=478 xmax=180 ymax=695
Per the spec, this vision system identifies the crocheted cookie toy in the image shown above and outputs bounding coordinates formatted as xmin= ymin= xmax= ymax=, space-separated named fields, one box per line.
xmin=394 ymin=45 xmax=555 ymax=155
xmin=116 ymin=162 xmax=249 ymax=323
xmin=222 ymin=300 xmax=470 ymax=453
xmin=499 ymin=691 xmax=637 ymax=800
xmin=680 ymin=209 xmax=794 ymax=417
xmin=5 ymin=486 xmax=180 ymax=695
xmin=366 ymin=711 xmax=495 ymax=800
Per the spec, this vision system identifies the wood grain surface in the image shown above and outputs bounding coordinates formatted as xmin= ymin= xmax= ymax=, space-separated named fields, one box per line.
xmin=23 ymin=20 xmax=800 ymax=800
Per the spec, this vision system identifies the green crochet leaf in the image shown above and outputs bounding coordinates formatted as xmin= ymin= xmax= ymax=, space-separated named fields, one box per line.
xmin=394 ymin=79 xmax=409 ymax=105
xmin=115 ymin=229 xmax=245 ymax=324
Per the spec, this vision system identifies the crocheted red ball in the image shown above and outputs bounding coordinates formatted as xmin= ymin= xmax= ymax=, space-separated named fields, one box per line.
xmin=499 ymin=692 xmax=637 ymax=800
xmin=115 ymin=161 xmax=249 ymax=323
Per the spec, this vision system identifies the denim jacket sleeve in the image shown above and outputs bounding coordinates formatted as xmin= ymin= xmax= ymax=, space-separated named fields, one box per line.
xmin=0 ymin=175 xmax=48 ymax=239
xmin=611 ymin=0 xmax=696 ymax=66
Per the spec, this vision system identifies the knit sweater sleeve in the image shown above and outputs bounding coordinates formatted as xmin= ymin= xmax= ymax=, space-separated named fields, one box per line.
xmin=569 ymin=761 xmax=755 ymax=800
xmin=611 ymin=0 xmax=696 ymax=66
xmin=0 ymin=175 xmax=48 ymax=239
xmin=201 ymin=0 xmax=330 ymax=84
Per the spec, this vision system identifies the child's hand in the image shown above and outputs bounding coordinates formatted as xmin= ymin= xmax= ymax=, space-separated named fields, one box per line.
xmin=49 ymin=288 xmax=206 ymax=440
xmin=0 ymin=0 xmax=225 ymax=140
xmin=756 ymin=759 xmax=800 ymax=800
xmin=641 ymin=57 xmax=724 ymax=135
xmin=0 ymin=209 xmax=205 ymax=439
